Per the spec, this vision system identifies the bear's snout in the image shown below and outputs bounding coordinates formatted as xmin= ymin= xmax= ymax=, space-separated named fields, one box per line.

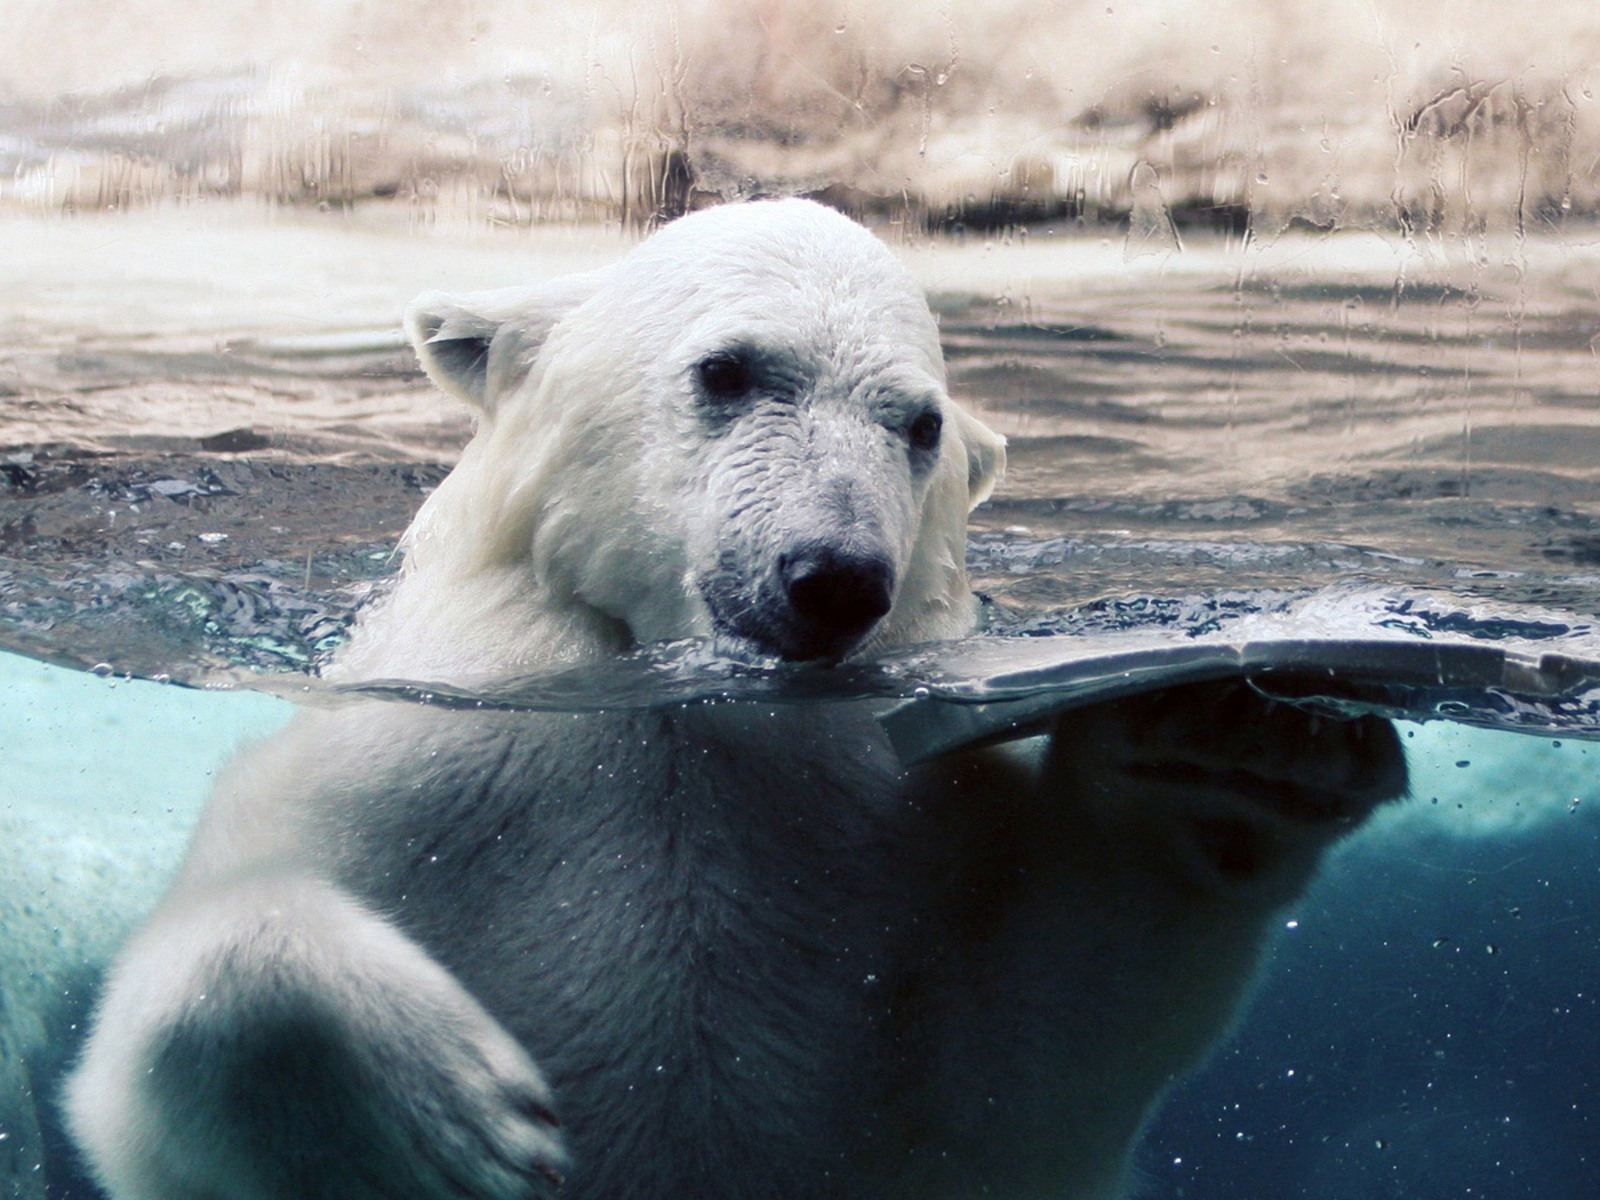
xmin=697 ymin=535 xmax=899 ymax=663
xmin=780 ymin=545 xmax=895 ymax=657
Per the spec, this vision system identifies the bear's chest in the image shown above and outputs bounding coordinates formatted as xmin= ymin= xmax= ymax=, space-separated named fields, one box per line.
xmin=322 ymin=703 xmax=916 ymax=1194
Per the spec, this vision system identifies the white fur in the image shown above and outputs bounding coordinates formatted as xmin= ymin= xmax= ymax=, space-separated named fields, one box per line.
xmin=66 ymin=200 xmax=1401 ymax=1200
xmin=335 ymin=199 xmax=1002 ymax=680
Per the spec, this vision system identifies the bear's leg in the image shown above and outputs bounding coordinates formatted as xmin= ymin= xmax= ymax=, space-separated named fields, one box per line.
xmin=66 ymin=872 xmax=566 ymax=1200
xmin=879 ymin=680 xmax=1406 ymax=1199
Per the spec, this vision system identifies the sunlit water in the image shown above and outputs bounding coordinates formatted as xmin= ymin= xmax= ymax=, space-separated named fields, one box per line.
xmin=4 ymin=204 xmax=1600 ymax=1198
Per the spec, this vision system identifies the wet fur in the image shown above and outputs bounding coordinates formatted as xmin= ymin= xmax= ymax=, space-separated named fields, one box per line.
xmin=66 ymin=201 xmax=1405 ymax=1200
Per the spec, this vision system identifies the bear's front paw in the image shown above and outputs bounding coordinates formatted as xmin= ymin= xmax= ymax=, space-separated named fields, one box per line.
xmin=1052 ymin=678 xmax=1406 ymax=892
xmin=384 ymin=1011 xmax=570 ymax=1199
xmin=1112 ymin=677 xmax=1405 ymax=819
xmin=92 ymin=888 xmax=574 ymax=1200
xmin=144 ymin=983 xmax=569 ymax=1200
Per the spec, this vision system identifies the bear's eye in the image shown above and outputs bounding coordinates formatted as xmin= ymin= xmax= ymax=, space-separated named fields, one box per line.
xmin=696 ymin=352 xmax=755 ymax=401
xmin=907 ymin=409 xmax=943 ymax=453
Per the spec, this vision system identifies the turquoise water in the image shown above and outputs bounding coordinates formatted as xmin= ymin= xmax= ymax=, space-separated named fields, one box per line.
xmin=0 ymin=653 xmax=287 ymax=1196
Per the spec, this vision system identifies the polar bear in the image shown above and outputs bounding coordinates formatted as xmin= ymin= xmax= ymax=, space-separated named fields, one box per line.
xmin=66 ymin=199 xmax=1405 ymax=1200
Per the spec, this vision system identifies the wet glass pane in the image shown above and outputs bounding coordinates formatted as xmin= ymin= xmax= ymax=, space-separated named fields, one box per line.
xmin=2 ymin=3 xmax=1598 ymax=1198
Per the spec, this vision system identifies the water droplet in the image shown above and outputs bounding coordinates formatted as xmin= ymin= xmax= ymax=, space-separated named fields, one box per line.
xmin=1432 ymin=936 xmax=1451 ymax=948
xmin=89 ymin=662 xmax=113 ymax=677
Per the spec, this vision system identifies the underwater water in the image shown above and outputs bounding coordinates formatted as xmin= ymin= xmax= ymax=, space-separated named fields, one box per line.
xmin=2 ymin=204 xmax=1598 ymax=1198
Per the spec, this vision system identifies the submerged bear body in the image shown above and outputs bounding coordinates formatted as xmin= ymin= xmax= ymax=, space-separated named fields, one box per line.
xmin=244 ymin=703 xmax=910 ymax=1199
xmin=67 ymin=200 xmax=1405 ymax=1200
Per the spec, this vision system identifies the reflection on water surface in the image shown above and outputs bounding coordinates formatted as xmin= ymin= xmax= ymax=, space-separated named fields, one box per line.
xmin=4 ymin=212 xmax=1599 ymax=684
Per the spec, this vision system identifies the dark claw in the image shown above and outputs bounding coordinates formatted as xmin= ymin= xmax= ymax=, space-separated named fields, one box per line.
xmin=515 ymin=1095 xmax=562 ymax=1129
xmin=535 ymin=1163 xmax=566 ymax=1189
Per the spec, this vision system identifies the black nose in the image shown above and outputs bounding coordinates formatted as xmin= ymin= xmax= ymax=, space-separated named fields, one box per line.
xmin=782 ymin=547 xmax=895 ymax=646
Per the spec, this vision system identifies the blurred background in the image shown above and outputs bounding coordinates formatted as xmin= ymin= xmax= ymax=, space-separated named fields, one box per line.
xmin=4 ymin=0 xmax=1599 ymax=236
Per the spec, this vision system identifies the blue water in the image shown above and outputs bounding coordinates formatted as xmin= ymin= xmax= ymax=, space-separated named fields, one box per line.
xmin=1151 ymin=784 xmax=1600 ymax=1199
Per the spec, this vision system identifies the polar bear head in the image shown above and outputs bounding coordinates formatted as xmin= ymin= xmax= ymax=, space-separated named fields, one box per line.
xmin=393 ymin=199 xmax=1003 ymax=670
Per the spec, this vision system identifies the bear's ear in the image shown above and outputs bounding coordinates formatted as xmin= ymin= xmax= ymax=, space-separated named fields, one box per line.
xmin=949 ymin=404 xmax=1006 ymax=509
xmin=405 ymin=269 xmax=613 ymax=413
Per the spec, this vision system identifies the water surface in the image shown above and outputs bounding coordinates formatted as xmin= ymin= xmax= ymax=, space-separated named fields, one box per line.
xmin=6 ymin=210 xmax=1600 ymax=684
